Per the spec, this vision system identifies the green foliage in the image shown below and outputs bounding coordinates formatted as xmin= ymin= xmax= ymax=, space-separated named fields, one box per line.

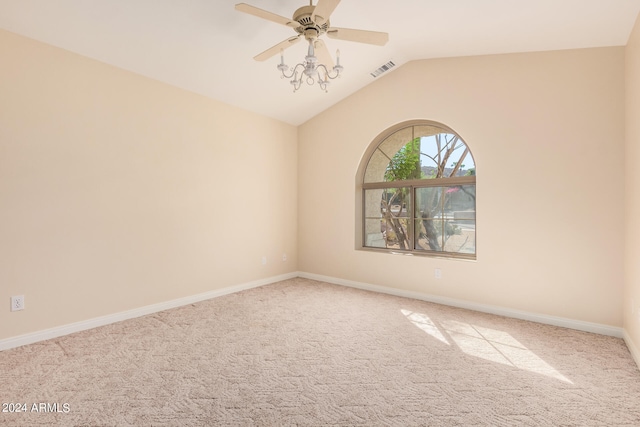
xmin=384 ymin=138 xmax=422 ymax=182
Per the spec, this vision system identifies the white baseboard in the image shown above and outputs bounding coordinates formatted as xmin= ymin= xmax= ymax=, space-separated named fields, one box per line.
xmin=298 ymin=272 xmax=625 ymax=338
xmin=623 ymin=330 xmax=640 ymax=370
xmin=0 ymin=272 xmax=297 ymax=352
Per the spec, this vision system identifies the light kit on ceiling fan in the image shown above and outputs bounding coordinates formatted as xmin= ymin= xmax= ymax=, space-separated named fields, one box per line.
xmin=277 ymin=36 xmax=343 ymax=92
xmin=235 ymin=0 xmax=388 ymax=93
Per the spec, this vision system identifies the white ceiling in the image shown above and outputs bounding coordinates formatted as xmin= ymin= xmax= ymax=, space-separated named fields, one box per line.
xmin=0 ymin=0 xmax=639 ymax=126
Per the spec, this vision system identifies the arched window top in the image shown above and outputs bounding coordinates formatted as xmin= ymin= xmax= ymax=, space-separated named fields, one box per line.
xmin=364 ymin=122 xmax=475 ymax=184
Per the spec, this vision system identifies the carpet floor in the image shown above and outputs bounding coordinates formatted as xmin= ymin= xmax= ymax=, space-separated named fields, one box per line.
xmin=1 ymin=277 xmax=639 ymax=426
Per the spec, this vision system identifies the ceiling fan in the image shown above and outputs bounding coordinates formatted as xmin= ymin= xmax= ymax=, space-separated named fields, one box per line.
xmin=235 ymin=1 xmax=388 ymax=92
xmin=235 ymin=0 xmax=389 ymax=64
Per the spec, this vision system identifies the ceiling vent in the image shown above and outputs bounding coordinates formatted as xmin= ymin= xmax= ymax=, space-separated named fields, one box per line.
xmin=370 ymin=60 xmax=396 ymax=78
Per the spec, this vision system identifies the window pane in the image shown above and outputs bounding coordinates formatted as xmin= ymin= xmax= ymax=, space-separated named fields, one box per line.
xmin=368 ymin=218 xmax=411 ymax=249
xmin=414 ymin=185 xmax=476 ymax=254
xmin=444 ymin=185 xmax=476 ymax=214
xmin=365 ymin=217 xmax=412 ymax=250
xmin=364 ymin=149 xmax=390 ymax=183
xmin=415 ymin=219 xmax=444 ymax=251
xmin=443 ymin=185 xmax=475 ymax=254
xmin=378 ymin=127 xmax=413 ymax=160
xmin=414 ymin=125 xmax=444 ymax=139
xmin=365 ymin=219 xmax=387 ymax=248
xmin=443 ymin=220 xmax=476 ymax=254
xmin=417 ymin=133 xmax=476 ymax=179
xmin=384 ymin=138 xmax=421 ymax=182
xmin=364 ymin=188 xmax=411 ymax=250
xmin=446 ymin=145 xmax=475 ymax=177
xmin=364 ymin=189 xmax=384 ymax=218
xmin=419 ymin=135 xmax=447 ymax=178
xmin=415 ymin=187 xmax=444 ymax=251
xmin=415 ymin=187 xmax=443 ymax=219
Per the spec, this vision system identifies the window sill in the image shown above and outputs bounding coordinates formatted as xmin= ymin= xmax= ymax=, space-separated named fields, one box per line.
xmin=357 ymin=246 xmax=477 ymax=261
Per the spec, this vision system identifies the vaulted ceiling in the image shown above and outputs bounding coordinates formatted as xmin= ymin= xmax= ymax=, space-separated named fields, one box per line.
xmin=1 ymin=0 xmax=639 ymax=125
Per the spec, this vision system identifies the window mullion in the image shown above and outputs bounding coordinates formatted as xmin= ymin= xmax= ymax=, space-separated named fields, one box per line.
xmin=363 ymin=176 xmax=475 ymax=190
xmin=410 ymin=186 xmax=415 ymax=251
xmin=440 ymin=186 xmax=446 ymax=251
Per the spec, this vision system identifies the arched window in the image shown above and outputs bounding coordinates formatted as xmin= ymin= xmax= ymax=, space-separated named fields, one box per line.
xmin=360 ymin=120 xmax=476 ymax=259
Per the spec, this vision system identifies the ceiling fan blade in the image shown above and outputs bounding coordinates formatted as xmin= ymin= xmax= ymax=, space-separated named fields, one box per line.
xmin=254 ymin=36 xmax=301 ymax=61
xmin=312 ymin=0 xmax=340 ymax=26
xmin=326 ymin=27 xmax=389 ymax=46
xmin=314 ymin=39 xmax=334 ymax=69
xmin=235 ymin=3 xmax=299 ymax=29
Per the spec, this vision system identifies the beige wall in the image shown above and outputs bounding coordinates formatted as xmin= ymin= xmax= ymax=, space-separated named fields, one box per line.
xmin=299 ymin=47 xmax=626 ymax=327
xmin=625 ymin=14 xmax=640 ymax=356
xmin=0 ymin=30 xmax=298 ymax=341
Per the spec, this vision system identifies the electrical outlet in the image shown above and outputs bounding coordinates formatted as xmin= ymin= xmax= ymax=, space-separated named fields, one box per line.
xmin=435 ymin=268 xmax=442 ymax=279
xmin=262 ymin=256 xmax=267 ymax=265
xmin=282 ymin=253 xmax=287 ymax=262
xmin=11 ymin=295 xmax=25 ymax=312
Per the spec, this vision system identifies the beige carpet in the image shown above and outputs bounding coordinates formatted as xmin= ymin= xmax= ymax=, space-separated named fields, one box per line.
xmin=1 ymin=277 xmax=639 ymax=426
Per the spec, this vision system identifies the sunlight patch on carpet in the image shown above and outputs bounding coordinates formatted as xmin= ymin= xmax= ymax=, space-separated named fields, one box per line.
xmin=401 ymin=309 xmax=450 ymax=345
xmin=402 ymin=310 xmax=572 ymax=383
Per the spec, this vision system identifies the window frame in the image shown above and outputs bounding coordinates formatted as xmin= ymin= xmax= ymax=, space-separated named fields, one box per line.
xmin=358 ymin=120 xmax=476 ymax=260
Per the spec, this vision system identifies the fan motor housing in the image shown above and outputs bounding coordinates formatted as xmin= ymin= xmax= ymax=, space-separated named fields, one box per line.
xmin=292 ymin=5 xmax=330 ymax=39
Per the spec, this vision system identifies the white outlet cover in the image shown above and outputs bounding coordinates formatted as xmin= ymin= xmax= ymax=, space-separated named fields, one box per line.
xmin=11 ymin=295 xmax=25 ymax=311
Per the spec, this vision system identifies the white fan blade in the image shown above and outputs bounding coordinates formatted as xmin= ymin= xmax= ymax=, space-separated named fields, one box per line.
xmin=313 ymin=0 xmax=340 ymax=25
xmin=314 ymin=39 xmax=334 ymax=69
xmin=235 ymin=3 xmax=299 ymax=28
xmin=254 ymin=36 xmax=301 ymax=61
xmin=326 ymin=27 xmax=389 ymax=46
